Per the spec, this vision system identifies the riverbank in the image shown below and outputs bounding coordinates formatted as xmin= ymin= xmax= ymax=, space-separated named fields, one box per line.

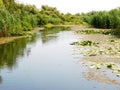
xmin=0 ymin=27 xmax=44 ymax=45
xmin=0 ymin=25 xmax=110 ymax=45
xmin=0 ymin=25 xmax=77 ymax=45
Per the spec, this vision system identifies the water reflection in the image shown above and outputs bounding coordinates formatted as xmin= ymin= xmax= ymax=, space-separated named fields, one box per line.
xmin=0 ymin=27 xmax=67 ymax=70
xmin=0 ymin=27 xmax=70 ymax=84
xmin=40 ymin=27 xmax=70 ymax=44
xmin=0 ymin=26 xmax=119 ymax=89
xmin=0 ymin=38 xmax=27 ymax=69
xmin=0 ymin=76 xmax=2 ymax=84
xmin=0 ymin=34 xmax=40 ymax=82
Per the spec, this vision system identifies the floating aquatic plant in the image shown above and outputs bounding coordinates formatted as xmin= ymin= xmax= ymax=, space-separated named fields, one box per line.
xmin=106 ymin=64 xmax=113 ymax=69
xmin=109 ymin=39 xmax=115 ymax=42
xmin=89 ymin=54 xmax=97 ymax=56
xmin=71 ymin=40 xmax=99 ymax=46
xmin=76 ymin=29 xmax=114 ymax=35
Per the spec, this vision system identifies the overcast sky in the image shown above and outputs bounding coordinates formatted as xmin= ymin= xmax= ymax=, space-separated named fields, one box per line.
xmin=17 ymin=0 xmax=120 ymax=14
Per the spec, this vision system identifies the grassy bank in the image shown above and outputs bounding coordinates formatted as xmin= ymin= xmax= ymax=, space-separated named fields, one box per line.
xmin=0 ymin=27 xmax=44 ymax=45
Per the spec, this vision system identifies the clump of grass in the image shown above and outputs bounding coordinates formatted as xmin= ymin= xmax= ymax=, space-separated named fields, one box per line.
xmin=109 ymin=39 xmax=115 ymax=42
xmin=80 ymin=41 xmax=94 ymax=46
xmin=107 ymin=64 xmax=112 ymax=69
xmin=89 ymin=53 xmax=97 ymax=56
xmin=117 ymin=49 xmax=120 ymax=52
xmin=76 ymin=29 xmax=115 ymax=35
xmin=107 ymin=47 xmax=112 ymax=50
xmin=71 ymin=40 xmax=99 ymax=46
xmin=96 ymin=63 xmax=103 ymax=69
xmin=44 ymin=23 xmax=54 ymax=28
xmin=76 ymin=30 xmax=97 ymax=34
xmin=70 ymin=42 xmax=81 ymax=45
xmin=101 ymin=30 xmax=113 ymax=35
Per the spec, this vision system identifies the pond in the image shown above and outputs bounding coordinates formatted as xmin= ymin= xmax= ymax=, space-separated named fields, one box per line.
xmin=0 ymin=27 xmax=120 ymax=90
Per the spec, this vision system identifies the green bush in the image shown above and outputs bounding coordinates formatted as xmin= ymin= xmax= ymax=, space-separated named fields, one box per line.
xmin=22 ymin=21 xmax=33 ymax=31
xmin=82 ymin=8 xmax=120 ymax=30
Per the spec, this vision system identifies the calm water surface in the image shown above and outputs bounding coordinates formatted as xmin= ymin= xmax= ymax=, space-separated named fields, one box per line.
xmin=0 ymin=27 xmax=120 ymax=90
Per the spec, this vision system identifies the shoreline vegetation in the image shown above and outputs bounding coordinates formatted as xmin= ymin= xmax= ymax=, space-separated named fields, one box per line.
xmin=0 ymin=25 xmax=80 ymax=45
xmin=0 ymin=27 xmax=44 ymax=45
xmin=0 ymin=0 xmax=120 ymax=44
xmin=0 ymin=25 xmax=115 ymax=45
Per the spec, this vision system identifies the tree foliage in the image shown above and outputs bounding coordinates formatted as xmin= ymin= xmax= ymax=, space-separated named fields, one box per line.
xmin=1 ymin=0 xmax=120 ymax=37
xmin=0 ymin=0 xmax=38 ymax=36
xmin=0 ymin=1 xmax=85 ymax=37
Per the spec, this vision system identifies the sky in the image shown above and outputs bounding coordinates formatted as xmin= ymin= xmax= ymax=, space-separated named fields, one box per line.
xmin=17 ymin=0 xmax=120 ymax=14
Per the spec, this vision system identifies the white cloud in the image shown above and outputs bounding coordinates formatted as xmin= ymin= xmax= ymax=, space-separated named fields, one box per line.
xmin=17 ymin=0 xmax=120 ymax=14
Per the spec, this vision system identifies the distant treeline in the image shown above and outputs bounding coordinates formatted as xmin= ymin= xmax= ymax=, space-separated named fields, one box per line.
xmin=0 ymin=0 xmax=120 ymax=37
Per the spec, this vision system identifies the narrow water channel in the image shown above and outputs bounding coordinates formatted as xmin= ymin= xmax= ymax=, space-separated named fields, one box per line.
xmin=0 ymin=27 xmax=120 ymax=90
